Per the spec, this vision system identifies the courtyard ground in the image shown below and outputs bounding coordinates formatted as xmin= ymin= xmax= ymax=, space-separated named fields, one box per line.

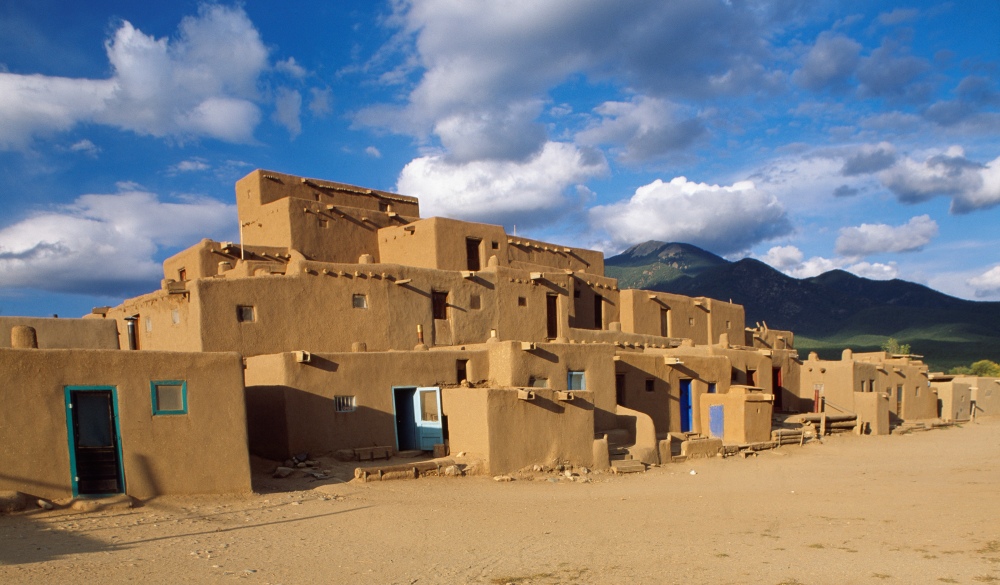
xmin=2 ymin=418 xmax=999 ymax=585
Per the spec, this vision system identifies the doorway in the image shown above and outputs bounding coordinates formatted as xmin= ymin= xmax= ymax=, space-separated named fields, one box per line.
xmin=546 ymin=294 xmax=558 ymax=339
xmin=65 ymin=386 xmax=124 ymax=496
xmin=772 ymin=367 xmax=783 ymax=411
xmin=465 ymin=238 xmax=481 ymax=271
xmin=393 ymin=386 xmax=444 ymax=452
xmin=679 ymin=379 xmax=693 ymax=433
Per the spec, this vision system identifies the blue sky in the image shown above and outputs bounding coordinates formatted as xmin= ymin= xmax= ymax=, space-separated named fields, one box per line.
xmin=1 ymin=1 xmax=999 ymax=317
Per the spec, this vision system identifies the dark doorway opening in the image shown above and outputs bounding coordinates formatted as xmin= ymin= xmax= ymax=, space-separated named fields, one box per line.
xmin=393 ymin=387 xmax=418 ymax=451
xmin=432 ymin=291 xmax=448 ymax=320
xmin=546 ymin=293 xmax=558 ymax=339
xmin=615 ymin=373 xmax=626 ymax=406
xmin=465 ymin=238 xmax=481 ymax=271
xmin=593 ymin=295 xmax=603 ymax=330
xmin=67 ymin=388 xmax=124 ymax=496
xmin=772 ymin=367 xmax=783 ymax=410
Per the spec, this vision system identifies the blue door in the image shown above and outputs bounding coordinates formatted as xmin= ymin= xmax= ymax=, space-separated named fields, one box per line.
xmin=393 ymin=386 xmax=444 ymax=452
xmin=679 ymin=379 xmax=693 ymax=433
xmin=709 ymin=405 xmax=725 ymax=438
xmin=414 ymin=387 xmax=444 ymax=451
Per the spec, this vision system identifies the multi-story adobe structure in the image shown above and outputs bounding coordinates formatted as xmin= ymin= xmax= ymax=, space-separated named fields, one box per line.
xmin=0 ymin=169 xmax=946 ymax=501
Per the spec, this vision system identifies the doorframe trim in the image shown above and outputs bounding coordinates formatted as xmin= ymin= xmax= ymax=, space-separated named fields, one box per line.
xmin=64 ymin=385 xmax=126 ymax=497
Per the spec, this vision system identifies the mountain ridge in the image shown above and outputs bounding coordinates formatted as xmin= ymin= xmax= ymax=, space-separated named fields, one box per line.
xmin=604 ymin=241 xmax=1000 ymax=370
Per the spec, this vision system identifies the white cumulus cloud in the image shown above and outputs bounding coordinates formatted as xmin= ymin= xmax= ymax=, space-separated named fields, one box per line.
xmin=759 ymin=245 xmax=899 ymax=280
xmin=590 ymin=177 xmax=792 ymax=255
xmin=0 ymin=5 xmax=272 ymax=149
xmin=576 ymin=95 xmax=705 ymax=163
xmin=397 ymin=141 xmax=607 ymax=227
xmin=834 ymin=214 xmax=938 ymax=257
xmin=879 ymin=147 xmax=1000 ymax=213
xmin=968 ymin=266 xmax=1000 ymax=298
xmin=0 ymin=188 xmax=235 ymax=296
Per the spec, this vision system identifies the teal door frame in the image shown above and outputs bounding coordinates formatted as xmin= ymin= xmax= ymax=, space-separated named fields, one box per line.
xmin=392 ymin=386 xmax=445 ymax=452
xmin=64 ymin=385 xmax=126 ymax=497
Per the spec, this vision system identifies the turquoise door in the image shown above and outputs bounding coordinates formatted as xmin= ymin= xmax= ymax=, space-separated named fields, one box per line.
xmin=65 ymin=386 xmax=125 ymax=496
xmin=679 ymin=379 xmax=693 ymax=432
xmin=393 ymin=386 xmax=444 ymax=452
xmin=414 ymin=387 xmax=444 ymax=451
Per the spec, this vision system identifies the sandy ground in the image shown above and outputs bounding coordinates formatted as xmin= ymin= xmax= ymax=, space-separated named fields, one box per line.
xmin=2 ymin=419 xmax=1000 ymax=585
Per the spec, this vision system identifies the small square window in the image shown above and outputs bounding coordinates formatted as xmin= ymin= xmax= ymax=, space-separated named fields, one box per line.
xmin=568 ymin=370 xmax=586 ymax=390
xmin=529 ymin=377 xmax=549 ymax=388
xmin=352 ymin=294 xmax=368 ymax=309
xmin=151 ymin=381 xmax=187 ymax=415
xmin=726 ymin=320 xmax=731 ymax=329
xmin=378 ymin=202 xmax=389 ymax=212
xmin=574 ymin=288 xmax=581 ymax=298
xmin=688 ymin=317 xmax=695 ymax=326
xmin=334 ymin=395 xmax=356 ymax=413
xmin=470 ymin=294 xmax=481 ymax=310
xmin=491 ymin=241 xmax=499 ymax=250
xmin=318 ymin=219 xmax=329 ymax=228
xmin=645 ymin=378 xmax=655 ymax=392
xmin=237 ymin=305 xmax=256 ymax=323
xmin=518 ymin=297 xmax=527 ymax=307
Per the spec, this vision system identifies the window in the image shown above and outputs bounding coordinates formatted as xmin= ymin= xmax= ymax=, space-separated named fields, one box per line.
xmin=574 ymin=288 xmax=581 ymax=298
xmin=518 ymin=296 xmax=527 ymax=307
xmin=568 ymin=370 xmax=586 ymax=390
xmin=419 ymin=389 xmax=439 ymax=422
xmin=378 ymin=202 xmax=388 ymax=212
xmin=237 ymin=305 xmax=256 ymax=323
xmin=151 ymin=381 xmax=187 ymax=415
xmin=318 ymin=219 xmax=328 ymax=228
xmin=726 ymin=320 xmax=731 ymax=329
xmin=731 ymin=367 xmax=740 ymax=383
xmin=645 ymin=378 xmax=655 ymax=392
xmin=593 ymin=295 xmax=603 ymax=329
xmin=529 ymin=376 xmax=549 ymax=388
xmin=491 ymin=241 xmax=499 ymax=250
xmin=352 ymin=294 xmax=368 ymax=309
xmin=178 ymin=268 xmax=186 ymax=281
xmin=456 ymin=359 xmax=468 ymax=383
xmin=432 ymin=291 xmax=448 ymax=319
xmin=334 ymin=395 xmax=356 ymax=413
xmin=688 ymin=317 xmax=695 ymax=326
xmin=708 ymin=383 xmax=717 ymax=394
xmin=470 ymin=294 xmax=481 ymax=310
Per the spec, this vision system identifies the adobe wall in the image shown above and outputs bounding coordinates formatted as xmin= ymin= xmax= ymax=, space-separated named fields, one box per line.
xmin=569 ymin=274 xmax=621 ymax=331
xmin=933 ymin=380 xmax=971 ymax=421
xmin=798 ymin=357 xmax=873 ymax=415
xmin=244 ymin=349 xmax=491 ymax=459
xmin=953 ymin=376 xmax=1000 ymax=416
xmin=485 ymin=341 xmax=617 ymax=430
xmin=698 ymin=386 xmax=773 ymax=444
xmin=0 ymin=317 xmax=119 ymax=350
xmin=874 ymin=361 xmax=936 ymax=421
xmin=444 ymin=387 xmax=595 ymax=474
xmin=854 ymin=391 xmax=890 ymax=435
xmin=614 ymin=350 xmax=732 ymax=435
xmin=162 ymin=239 xmax=289 ymax=282
xmin=104 ymin=288 xmax=204 ymax=353
xmin=747 ymin=327 xmax=795 ymax=350
xmin=0 ymin=348 xmax=250 ymax=500
xmin=235 ymin=170 xmax=419 ymax=264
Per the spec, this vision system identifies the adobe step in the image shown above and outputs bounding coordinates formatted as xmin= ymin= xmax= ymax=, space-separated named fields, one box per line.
xmin=610 ymin=459 xmax=646 ymax=474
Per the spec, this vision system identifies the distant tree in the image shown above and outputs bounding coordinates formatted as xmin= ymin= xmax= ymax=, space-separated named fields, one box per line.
xmin=949 ymin=360 xmax=1000 ymax=376
xmin=881 ymin=337 xmax=911 ymax=355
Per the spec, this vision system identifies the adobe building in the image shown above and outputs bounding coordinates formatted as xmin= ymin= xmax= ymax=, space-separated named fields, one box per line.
xmin=1 ymin=168 xmax=959 ymax=497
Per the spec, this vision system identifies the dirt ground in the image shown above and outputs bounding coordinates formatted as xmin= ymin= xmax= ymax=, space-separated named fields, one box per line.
xmin=2 ymin=419 xmax=1000 ymax=585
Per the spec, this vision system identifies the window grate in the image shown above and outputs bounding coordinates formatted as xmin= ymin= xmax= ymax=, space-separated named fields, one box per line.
xmin=334 ymin=395 xmax=356 ymax=413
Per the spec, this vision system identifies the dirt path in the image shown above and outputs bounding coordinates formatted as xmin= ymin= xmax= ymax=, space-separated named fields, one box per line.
xmin=3 ymin=419 xmax=1000 ymax=585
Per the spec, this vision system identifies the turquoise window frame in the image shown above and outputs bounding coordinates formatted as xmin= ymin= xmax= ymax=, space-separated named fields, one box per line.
xmin=150 ymin=380 xmax=188 ymax=415
xmin=568 ymin=370 xmax=586 ymax=390
xmin=64 ymin=385 xmax=126 ymax=498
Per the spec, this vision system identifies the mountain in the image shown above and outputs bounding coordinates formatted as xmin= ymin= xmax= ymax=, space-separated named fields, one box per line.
xmin=606 ymin=241 xmax=1000 ymax=371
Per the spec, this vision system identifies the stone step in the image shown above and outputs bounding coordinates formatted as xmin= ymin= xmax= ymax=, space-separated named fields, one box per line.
xmin=611 ymin=459 xmax=646 ymax=474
